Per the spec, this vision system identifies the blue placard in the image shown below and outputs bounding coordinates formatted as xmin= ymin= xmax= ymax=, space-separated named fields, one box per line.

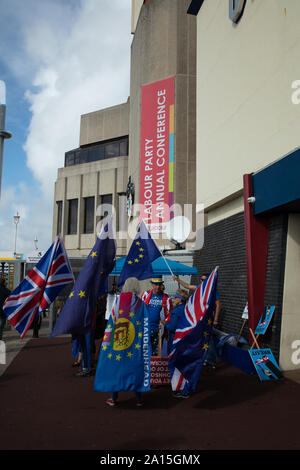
xmin=249 ymin=348 xmax=282 ymax=381
xmin=255 ymin=306 xmax=275 ymax=335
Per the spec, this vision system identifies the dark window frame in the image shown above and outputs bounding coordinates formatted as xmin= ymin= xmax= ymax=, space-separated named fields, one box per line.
xmin=67 ymin=199 xmax=78 ymax=235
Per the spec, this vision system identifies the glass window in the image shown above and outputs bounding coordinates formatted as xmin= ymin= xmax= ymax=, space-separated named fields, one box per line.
xmin=105 ymin=142 xmax=119 ymax=159
xmin=98 ymin=194 xmax=113 ymax=220
xmin=56 ymin=201 xmax=63 ymax=236
xmin=80 ymin=149 xmax=88 ymax=164
xmin=65 ymin=152 xmax=74 ymax=166
xmin=67 ymin=199 xmax=78 ymax=235
xmin=83 ymin=197 xmax=95 ymax=234
xmin=119 ymin=139 xmax=128 ymax=156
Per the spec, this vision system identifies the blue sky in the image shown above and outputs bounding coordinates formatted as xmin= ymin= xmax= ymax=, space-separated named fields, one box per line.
xmin=0 ymin=0 xmax=131 ymax=255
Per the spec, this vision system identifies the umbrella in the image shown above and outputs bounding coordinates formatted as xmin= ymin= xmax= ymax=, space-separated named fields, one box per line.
xmin=110 ymin=256 xmax=198 ymax=276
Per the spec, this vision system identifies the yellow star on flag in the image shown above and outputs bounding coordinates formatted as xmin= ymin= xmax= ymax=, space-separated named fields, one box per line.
xmin=207 ymin=319 xmax=212 ymax=326
xmin=116 ymin=354 xmax=122 ymax=361
xmin=78 ymin=290 xmax=86 ymax=298
xmin=136 ymin=241 xmax=140 ymax=246
xmin=134 ymin=259 xmax=139 ymax=263
xmin=91 ymin=251 xmax=97 ymax=258
xmin=138 ymin=332 xmax=142 ymax=338
xmin=128 ymin=260 xmax=133 ymax=265
xmin=139 ymin=247 xmax=144 ymax=252
xmin=129 ymin=312 xmax=134 ymax=317
xmin=136 ymin=321 xmax=141 ymax=325
xmin=135 ymin=343 xmax=141 ymax=349
xmin=127 ymin=352 xmax=133 ymax=358
xmin=108 ymin=353 xmax=112 ymax=359
xmin=203 ymin=342 xmax=209 ymax=350
xmin=102 ymin=344 xmax=107 ymax=350
xmin=139 ymin=254 xmax=144 ymax=258
xmin=69 ymin=291 xmax=74 ymax=299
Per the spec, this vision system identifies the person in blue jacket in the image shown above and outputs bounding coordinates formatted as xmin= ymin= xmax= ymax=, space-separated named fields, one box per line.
xmin=162 ymin=288 xmax=189 ymax=355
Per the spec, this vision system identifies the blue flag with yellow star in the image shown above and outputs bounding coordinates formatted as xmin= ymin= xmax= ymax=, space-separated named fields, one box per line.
xmin=94 ymin=292 xmax=151 ymax=392
xmin=50 ymin=218 xmax=116 ymax=337
xmin=118 ymin=221 xmax=161 ymax=288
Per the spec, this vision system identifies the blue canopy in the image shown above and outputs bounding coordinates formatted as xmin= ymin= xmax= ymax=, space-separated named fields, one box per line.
xmin=110 ymin=256 xmax=198 ymax=276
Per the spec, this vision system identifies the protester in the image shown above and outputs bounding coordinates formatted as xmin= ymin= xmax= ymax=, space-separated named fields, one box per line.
xmin=141 ymin=277 xmax=172 ymax=356
xmin=0 ymin=277 xmax=10 ymax=341
xmin=162 ymin=289 xmax=189 ymax=355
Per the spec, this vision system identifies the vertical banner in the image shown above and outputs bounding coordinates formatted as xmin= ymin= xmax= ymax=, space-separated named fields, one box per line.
xmin=139 ymin=77 xmax=175 ymax=233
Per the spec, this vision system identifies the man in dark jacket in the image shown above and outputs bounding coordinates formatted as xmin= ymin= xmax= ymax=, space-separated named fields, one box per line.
xmin=0 ymin=277 xmax=11 ymax=341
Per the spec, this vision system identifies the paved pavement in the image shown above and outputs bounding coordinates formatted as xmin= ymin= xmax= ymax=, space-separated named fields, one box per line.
xmin=1 ymin=324 xmax=300 ymax=455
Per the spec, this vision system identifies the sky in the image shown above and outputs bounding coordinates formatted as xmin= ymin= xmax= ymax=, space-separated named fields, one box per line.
xmin=0 ymin=0 xmax=132 ymax=256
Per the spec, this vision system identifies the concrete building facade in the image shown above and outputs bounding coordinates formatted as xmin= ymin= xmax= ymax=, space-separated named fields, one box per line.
xmin=53 ymin=0 xmax=198 ymax=256
xmin=53 ymin=100 xmax=130 ymax=258
xmin=188 ymin=0 xmax=300 ymax=370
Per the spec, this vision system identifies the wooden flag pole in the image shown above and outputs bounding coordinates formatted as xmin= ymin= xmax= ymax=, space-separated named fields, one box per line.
xmin=237 ymin=318 xmax=247 ymax=343
xmin=158 ymin=321 xmax=162 ymax=358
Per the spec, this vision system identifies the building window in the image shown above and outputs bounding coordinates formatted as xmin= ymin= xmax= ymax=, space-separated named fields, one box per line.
xmin=64 ymin=136 xmax=128 ymax=167
xmin=67 ymin=199 xmax=78 ymax=235
xmin=83 ymin=196 xmax=95 ymax=234
xmin=56 ymin=201 xmax=63 ymax=236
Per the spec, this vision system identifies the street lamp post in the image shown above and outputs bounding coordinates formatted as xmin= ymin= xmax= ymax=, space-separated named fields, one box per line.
xmin=13 ymin=212 xmax=20 ymax=255
xmin=0 ymin=81 xmax=12 ymax=199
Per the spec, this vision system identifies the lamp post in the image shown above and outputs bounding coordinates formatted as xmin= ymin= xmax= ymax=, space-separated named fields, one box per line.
xmin=0 ymin=81 xmax=12 ymax=199
xmin=13 ymin=212 xmax=20 ymax=256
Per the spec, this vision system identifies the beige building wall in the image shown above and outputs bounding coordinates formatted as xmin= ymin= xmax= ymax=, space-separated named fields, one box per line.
xmin=129 ymin=0 xmax=197 ymax=247
xmin=280 ymin=214 xmax=300 ymax=371
xmin=80 ymin=100 xmax=129 ymax=146
xmin=196 ymin=0 xmax=300 ymax=223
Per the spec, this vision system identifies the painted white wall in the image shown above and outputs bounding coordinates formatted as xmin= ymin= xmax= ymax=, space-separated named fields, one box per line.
xmin=280 ymin=214 xmax=300 ymax=370
xmin=196 ymin=0 xmax=300 ymax=216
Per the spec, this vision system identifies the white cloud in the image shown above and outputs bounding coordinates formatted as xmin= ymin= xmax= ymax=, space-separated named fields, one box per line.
xmin=0 ymin=0 xmax=132 ymax=253
xmin=23 ymin=0 xmax=132 ymax=197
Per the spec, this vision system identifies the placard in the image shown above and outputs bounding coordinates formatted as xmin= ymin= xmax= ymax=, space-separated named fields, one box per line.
xmin=255 ymin=306 xmax=275 ymax=335
xmin=249 ymin=348 xmax=282 ymax=381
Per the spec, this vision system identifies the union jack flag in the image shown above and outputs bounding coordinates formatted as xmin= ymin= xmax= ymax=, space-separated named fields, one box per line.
xmin=3 ymin=236 xmax=74 ymax=338
xmin=168 ymin=267 xmax=219 ymax=393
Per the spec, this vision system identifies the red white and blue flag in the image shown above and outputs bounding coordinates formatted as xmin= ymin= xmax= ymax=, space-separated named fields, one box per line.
xmin=3 ymin=236 xmax=73 ymax=338
xmin=168 ymin=267 xmax=219 ymax=393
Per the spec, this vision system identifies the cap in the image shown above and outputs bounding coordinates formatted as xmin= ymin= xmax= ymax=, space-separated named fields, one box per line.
xmin=151 ymin=277 xmax=164 ymax=284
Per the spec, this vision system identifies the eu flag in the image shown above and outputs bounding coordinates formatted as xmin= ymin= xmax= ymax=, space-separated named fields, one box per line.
xmin=50 ymin=218 xmax=116 ymax=337
xmin=94 ymin=292 xmax=151 ymax=392
xmin=118 ymin=221 xmax=161 ymax=288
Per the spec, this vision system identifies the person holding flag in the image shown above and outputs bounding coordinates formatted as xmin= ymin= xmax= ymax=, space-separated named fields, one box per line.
xmin=50 ymin=218 xmax=116 ymax=376
xmin=118 ymin=221 xmax=172 ymax=356
xmin=3 ymin=236 xmax=74 ymax=339
xmin=94 ymin=291 xmax=151 ymax=407
xmin=141 ymin=277 xmax=172 ymax=356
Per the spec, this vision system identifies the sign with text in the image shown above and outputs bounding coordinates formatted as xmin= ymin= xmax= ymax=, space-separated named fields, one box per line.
xmin=140 ymin=77 xmax=175 ymax=233
xmin=255 ymin=306 xmax=275 ymax=335
xmin=150 ymin=356 xmax=170 ymax=386
xmin=249 ymin=348 xmax=282 ymax=381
